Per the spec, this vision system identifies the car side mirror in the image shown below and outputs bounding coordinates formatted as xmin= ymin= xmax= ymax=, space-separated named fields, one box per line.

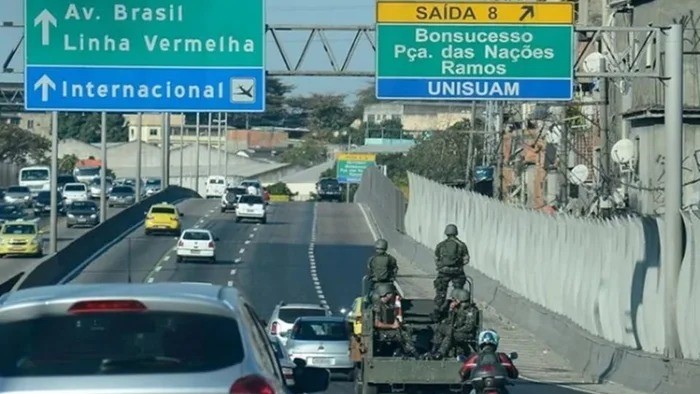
xmin=179 ymin=212 xmax=183 ymax=217
xmin=214 ymin=236 xmax=220 ymax=241
xmin=510 ymin=352 xmax=518 ymax=360
xmin=290 ymin=365 xmax=330 ymax=393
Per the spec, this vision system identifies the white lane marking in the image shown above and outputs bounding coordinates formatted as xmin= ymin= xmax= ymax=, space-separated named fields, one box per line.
xmin=209 ymin=209 xmax=215 ymax=213
xmin=234 ymin=257 xmax=242 ymax=263
xmin=163 ymin=255 xmax=170 ymax=261
xmin=154 ymin=265 xmax=162 ymax=272
xmin=253 ymin=227 xmax=258 ymax=232
xmin=308 ymin=203 xmax=329 ymax=310
xmin=239 ymin=248 xmax=245 ymax=254
xmin=230 ymin=269 xmax=237 ymax=275
xmin=227 ymin=280 xmax=234 ymax=287
xmin=147 ymin=277 xmax=154 ymax=283
xmin=249 ymin=233 xmax=254 ymax=238
xmin=244 ymin=240 xmax=250 ymax=245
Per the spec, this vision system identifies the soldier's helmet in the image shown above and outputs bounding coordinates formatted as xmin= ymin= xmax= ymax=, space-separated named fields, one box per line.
xmin=375 ymin=239 xmax=388 ymax=251
xmin=375 ymin=282 xmax=395 ymax=297
xmin=451 ymin=288 xmax=469 ymax=302
xmin=444 ymin=224 xmax=458 ymax=236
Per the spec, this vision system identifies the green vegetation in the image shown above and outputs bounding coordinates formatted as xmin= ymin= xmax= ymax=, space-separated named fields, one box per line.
xmin=0 ymin=123 xmax=50 ymax=165
xmin=266 ymin=182 xmax=293 ymax=196
xmin=58 ymin=113 xmax=128 ymax=143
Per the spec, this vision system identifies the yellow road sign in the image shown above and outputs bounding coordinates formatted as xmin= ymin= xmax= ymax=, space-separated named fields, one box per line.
xmin=337 ymin=153 xmax=377 ymax=162
xmin=376 ymin=1 xmax=575 ymax=25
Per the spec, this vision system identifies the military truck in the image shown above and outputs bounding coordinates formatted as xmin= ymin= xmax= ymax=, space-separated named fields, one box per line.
xmin=352 ymin=275 xmax=481 ymax=394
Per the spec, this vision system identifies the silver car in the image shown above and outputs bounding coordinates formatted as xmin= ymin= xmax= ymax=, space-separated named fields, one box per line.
xmin=285 ymin=316 xmax=354 ymax=380
xmin=269 ymin=335 xmax=296 ymax=387
xmin=267 ymin=302 xmax=330 ymax=346
xmin=0 ymin=283 xmax=331 ymax=394
xmin=3 ymin=186 xmax=32 ymax=207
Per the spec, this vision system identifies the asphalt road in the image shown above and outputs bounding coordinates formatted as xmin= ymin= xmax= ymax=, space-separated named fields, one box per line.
xmin=0 ymin=206 xmax=124 ymax=289
xmin=69 ymin=200 xmax=592 ymax=394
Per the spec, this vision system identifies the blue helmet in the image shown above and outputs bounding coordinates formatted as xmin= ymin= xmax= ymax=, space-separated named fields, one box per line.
xmin=477 ymin=329 xmax=500 ymax=349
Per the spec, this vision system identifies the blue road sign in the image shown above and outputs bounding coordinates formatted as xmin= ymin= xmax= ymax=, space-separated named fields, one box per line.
xmin=25 ymin=66 xmax=265 ymax=112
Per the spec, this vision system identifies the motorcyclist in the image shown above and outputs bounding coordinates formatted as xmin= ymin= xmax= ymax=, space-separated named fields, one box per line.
xmin=459 ymin=329 xmax=518 ymax=390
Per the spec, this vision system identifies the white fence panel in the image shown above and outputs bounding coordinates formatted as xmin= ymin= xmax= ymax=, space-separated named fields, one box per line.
xmin=678 ymin=212 xmax=700 ymax=358
xmin=404 ymin=172 xmax=672 ymax=354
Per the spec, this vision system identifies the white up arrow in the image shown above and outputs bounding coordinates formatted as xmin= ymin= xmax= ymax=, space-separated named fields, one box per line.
xmin=34 ymin=9 xmax=57 ymax=46
xmin=34 ymin=74 xmax=56 ymax=102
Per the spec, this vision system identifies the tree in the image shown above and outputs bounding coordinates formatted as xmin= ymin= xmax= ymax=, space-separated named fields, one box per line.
xmin=280 ymin=138 xmax=328 ymax=167
xmin=403 ymin=129 xmax=482 ymax=184
xmin=350 ymin=82 xmax=378 ymax=120
xmin=58 ymin=113 xmax=128 ymax=143
xmin=0 ymin=124 xmax=50 ymax=165
xmin=286 ymin=93 xmax=352 ymax=136
xmin=59 ymin=154 xmax=79 ymax=172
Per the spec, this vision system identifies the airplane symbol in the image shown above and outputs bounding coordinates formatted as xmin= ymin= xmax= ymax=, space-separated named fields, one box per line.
xmin=235 ymin=85 xmax=253 ymax=98
xmin=230 ymin=78 xmax=256 ymax=103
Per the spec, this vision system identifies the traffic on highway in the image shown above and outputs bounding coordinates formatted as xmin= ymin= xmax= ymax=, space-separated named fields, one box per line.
xmin=0 ymin=177 xmax=606 ymax=394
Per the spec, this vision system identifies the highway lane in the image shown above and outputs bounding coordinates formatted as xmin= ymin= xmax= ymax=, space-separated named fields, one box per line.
xmin=69 ymin=200 xmax=600 ymax=394
xmin=0 ymin=207 xmax=124 ymax=288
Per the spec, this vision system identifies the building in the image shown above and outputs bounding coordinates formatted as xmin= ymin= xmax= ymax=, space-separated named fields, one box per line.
xmin=0 ymin=111 xmax=52 ymax=137
xmin=125 ymin=113 xmax=186 ymax=143
xmin=362 ymin=102 xmax=473 ymax=132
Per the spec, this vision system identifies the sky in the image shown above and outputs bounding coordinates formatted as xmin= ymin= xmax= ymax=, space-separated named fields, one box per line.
xmin=0 ymin=0 xmax=375 ymax=99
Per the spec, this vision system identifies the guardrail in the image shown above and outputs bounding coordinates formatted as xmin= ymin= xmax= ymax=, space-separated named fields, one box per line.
xmin=15 ymin=186 xmax=200 ymax=290
xmin=355 ymin=167 xmax=700 ymax=394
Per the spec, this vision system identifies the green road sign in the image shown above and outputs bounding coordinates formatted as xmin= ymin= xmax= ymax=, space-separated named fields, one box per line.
xmin=377 ymin=24 xmax=573 ymax=78
xmin=26 ymin=0 xmax=264 ymax=67
xmin=337 ymin=153 xmax=377 ymax=184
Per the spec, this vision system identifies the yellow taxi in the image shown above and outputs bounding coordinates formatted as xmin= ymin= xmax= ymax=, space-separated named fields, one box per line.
xmin=144 ymin=203 xmax=183 ymax=236
xmin=348 ymin=296 xmax=364 ymax=335
xmin=0 ymin=220 xmax=44 ymax=258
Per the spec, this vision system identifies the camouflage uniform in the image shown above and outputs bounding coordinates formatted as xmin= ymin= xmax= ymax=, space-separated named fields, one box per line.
xmin=433 ymin=225 xmax=470 ymax=314
xmin=367 ymin=250 xmax=398 ymax=291
xmin=433 ymin=299 xmax=480 ymax=357
xmin=373 ymin=285 xmax=417 ymax=356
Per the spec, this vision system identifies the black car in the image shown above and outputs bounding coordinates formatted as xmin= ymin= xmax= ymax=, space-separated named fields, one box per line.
xmin=0 ymin=203 xmax=26 ymax=224
xmin=33 ymin=191 xmax=65 ymax=216
xmin=221 ymin=186 xmax=246 ymax=212
xmin=66 ymin=200 xmax=100 ymax=228
xmin=108 ymin=185 xmax=136 ymax=207
xmin=56 ymin=174 xmax=77 ymax=192
xmin=316 ymin=177 xmax=342 ymax=202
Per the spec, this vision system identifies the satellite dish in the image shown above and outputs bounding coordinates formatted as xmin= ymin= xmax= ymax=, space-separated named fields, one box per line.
xmin=582 ymin=52 xmax=605 ymax=73
xmin=611 ymin=139 xmax=635 ymax=164
xmin=569 ymin=164 xmax=589 ymax=185
xmin=545 ymin=125 xmax=562 ymax=144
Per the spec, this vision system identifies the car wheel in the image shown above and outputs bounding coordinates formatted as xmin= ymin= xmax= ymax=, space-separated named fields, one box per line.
xmin=176 ymin=255 xmax=183 ymax=263
xmin=210 ymin=257 xmax=216 ymax=264
xmin=220 ymin=208 xmax=225 ymax=213
xmin=66 ymin=224 xmax=72 ymax=228
xmin=0 ymin=254 xmax=5 ymax=258
xmin=144 ymin=229 xmax=151 ymax=235
xmin=174 ymin=230 xmax=181 ymax=236
xmin=235 ymin=217 xmax=241 ymax=223
xmin=260 ymin=217 xmax=267 ymax=224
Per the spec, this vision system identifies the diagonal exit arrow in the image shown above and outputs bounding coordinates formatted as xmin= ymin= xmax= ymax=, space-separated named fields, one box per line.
xmin=34 ymin=74 xmax=56 ymax=102
xmin=519 ymin=5 xmax=535 ymax=21
xmin=34 ymin=9 xmax=57 ymax=46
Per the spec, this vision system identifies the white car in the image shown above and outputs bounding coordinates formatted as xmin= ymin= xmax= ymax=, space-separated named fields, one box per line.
xmin=266 ymin=302 xmax=331 ymax=347
xmin=235 ymin=194 xmax=266 ymax=224
xmin=62 ymin=182 xmax=90 ymax=204
xmin=205 ymin=175 xmax=227 ymax=199
xmin=176 ymin=228 xmax=219 ymax=263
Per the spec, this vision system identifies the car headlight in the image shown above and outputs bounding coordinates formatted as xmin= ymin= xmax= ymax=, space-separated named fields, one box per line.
xmin=67 ymin=213 xmax=75 ymax=218
xmin=24 ymin=196 xmax=30 ymax=200
xmin=90 ymin=214 xmax=97 ymax=219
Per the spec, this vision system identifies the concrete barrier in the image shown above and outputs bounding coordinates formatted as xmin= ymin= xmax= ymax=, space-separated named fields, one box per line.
xmin=355 ymin=167 xmax=700 ymax=394
xmin=15 ymin=186 xmax=200 ymax=290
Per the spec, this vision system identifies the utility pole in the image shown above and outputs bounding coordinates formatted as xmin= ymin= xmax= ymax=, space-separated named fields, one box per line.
xmin=48 ymin=111 xmax=58 ymax=254
xmin=466 ymin=101 xmax=476 ymax=190
xmin=598 ymin=58 xmax=610 ymax=198
xmin=179 ymin=113 xmax=185 ymax=186
xmin=224 ymin=113 xmax=229 ymax=184
xmin=207 ymin=113 xmax=212 ymax=176
xmin=662 ymin=24 xmax=684 ymax=359
xmin=99 ymin=112 xmax=107 ymax=222
xmin=135 ymin=113 xmax=142 ymax=202
xmin=217 ymin=113 xmax=223 ymax=170
xmin=163 ymin=113 xmax=171 ymax=188
xmin=494 ymin=103 xmax=504 ymax=199
xmin=195 ymin=113 xmax=201 ymax=194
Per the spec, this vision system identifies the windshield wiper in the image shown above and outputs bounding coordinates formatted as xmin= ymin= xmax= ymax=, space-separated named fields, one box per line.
xmin=100 ymin=356 xmax=182 ymax=371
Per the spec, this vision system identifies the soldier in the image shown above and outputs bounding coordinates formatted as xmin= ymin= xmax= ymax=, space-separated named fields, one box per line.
xmin=366 ymin=238 xmax=398 ymax=292
xmin=430 ymin=288 xmax=480 ymax=359
xmin=433 ymin=224 xmax=470 ymax=317
xmin=372 ymin=282 xmax=417 ymax=357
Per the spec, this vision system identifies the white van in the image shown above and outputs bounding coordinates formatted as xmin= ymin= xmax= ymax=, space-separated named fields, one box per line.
xmin=205 ymin=175 xmax=227 ymax=199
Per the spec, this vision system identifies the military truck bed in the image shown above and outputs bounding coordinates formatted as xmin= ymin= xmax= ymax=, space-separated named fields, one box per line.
xmin=364 ymin=358 xmax=463 ymax=384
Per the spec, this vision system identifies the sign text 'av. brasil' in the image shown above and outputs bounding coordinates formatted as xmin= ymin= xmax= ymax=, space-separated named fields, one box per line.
xmin=25 ymin=0 xmax=265 ymax=112
xmin=375 ymin=1 xmax=575 ymax=101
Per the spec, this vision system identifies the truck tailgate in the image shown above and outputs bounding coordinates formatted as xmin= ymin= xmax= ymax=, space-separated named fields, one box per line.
xmin=364 ymin=357 xmax=464 ymax=384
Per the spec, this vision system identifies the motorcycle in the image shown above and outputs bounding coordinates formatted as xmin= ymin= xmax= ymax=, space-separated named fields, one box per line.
xmin=464 ymin=353 xmax=518 ymax=394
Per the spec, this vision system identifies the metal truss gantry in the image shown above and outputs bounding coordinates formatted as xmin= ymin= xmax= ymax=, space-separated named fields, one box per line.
xmin=1 ymin=24 xmax=664 ymax=108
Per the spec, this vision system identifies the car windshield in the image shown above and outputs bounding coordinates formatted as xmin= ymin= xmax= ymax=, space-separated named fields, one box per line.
xmin=20 ymin=169 xmax=49 ymax=181
xmin=7 ymin=187 xmax=29 ymax=194
xmin=57 ymin=175 xmax=76 ymax=184
xmin=146 ymin=179 xmax=161 ymax=186
xmin=76 ymin=167 xmax=100 ymax=177
xmin=150 ymin=207 xmax=175 ymax=215
xmin=227 ymin=188 xmax=245 ymax=195
xmin=238 ymin=195 xmax=264 ymax=205
xmin=278 ymin=308 xmax=327 ymax=324
xmin=1 ymin=224 xmax=35 ymax=235
xmin=209 ymin=179 xmax=225 ymax=184
xmin=0 ymin=205 xmax=18 ymax=214
xmin=64 ymin=185 xmax=85 ymax=192
xmin=291 ymin=320 xmax=348 ymax=341
xmin=0 ymin=311 xmax=244 ymax=377
xmin=37 ymin=192 xmax=51 ymax=200
xmin=182 ymin=231 xmax=211 ymax=241
xmin=70 ymin=202 xmax=97 ymax=211
xmin=319 ymin=179 xmax=339 ymax=188
xmin=111 ymin=187 xmax=134 ymax=194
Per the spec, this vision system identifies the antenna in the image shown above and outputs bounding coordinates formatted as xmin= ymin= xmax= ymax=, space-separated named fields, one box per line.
xmin=610 ymin=139 xmax=636 ymax=164
xmin=569 ymin=164 xmax=590 ymax=185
